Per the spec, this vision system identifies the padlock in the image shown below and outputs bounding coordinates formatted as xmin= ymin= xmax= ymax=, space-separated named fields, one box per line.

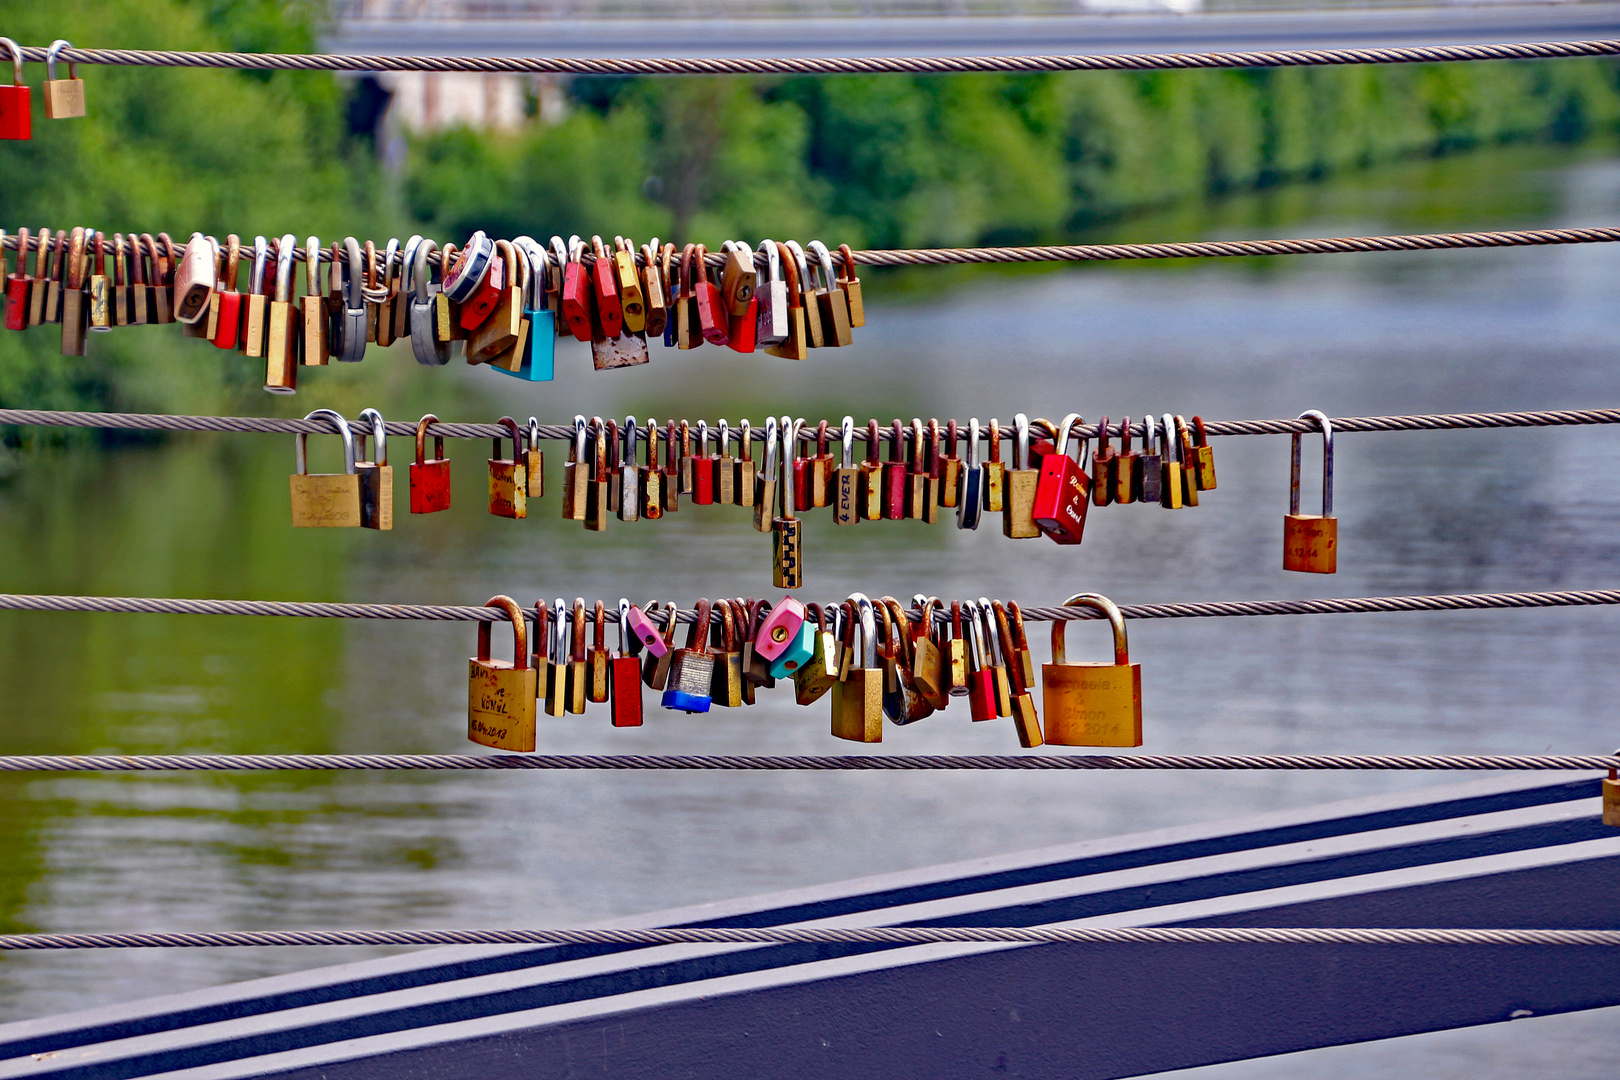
xmin=881 ymin=598 xmax=933 ymax=725
xmin=755 ymin=240 xmax=789 ymax=346
xmin=640 ymin=418 xmax=665 ymax=520
xmin=1112 ymin=415 xmax=1136 ymax=504
xmin=289 ymin=409 xmax=362 ymax=528
xmin=640 ymin=239 xmax=668 ymax=339
xmin=29 ymin=229 xmax=53 ymax=326
xmin=810 ymin=420 xmax=835 ymax=508
xmin=965 ymin=602 xmax=998 ymax=722
xmin=452 ymin=231 xmax=503 ymax=333
xmin=854 ymin=419 xmax=881 ymax=521
xmin=663 ymin=599 xmax=716 ymax=713
xmin=980 ymin=417 xmax=1005 ymax=513
xmin=642 ymin=602 xmax=681 ymax=691
xmin=605 ymin=418 xmax=622 ymax=513
xmin=791 ymin=422 xmax=812 ymax=513
xmin=1174 ymin=415 xmax=1199 ymax=507
xmin=921 ymin=419 xmax=944 ymax=523
xmin=239 ymin=235 xmax=270 ymax=357
xmin=714 ymin=419 xmax=737 ymax=506
xmin=1001 ymin=413 xmax=1041 ymax=538
xmin=786 ymin=241 xmax=824 ymax=349
xmin=1284 ymin=409 xmax=1338 ymax=574
xmin=373 ymin=238 xmax=399 ymax=348
xmin=565 ymin=597 xmax=589 ymax=714
xmin=467 ymin=240 xmax=524 ymax=362
xmin=333 ymin=237 xmax=368 ymax=362
xmin=409 ymin=413 xmax=451 ymax=514
xmin=831 ymin=595 xmax=883 ymax=743
xmin=938 ymin=420 xmax=962 ymax=509
xmin=264 ymin=234 xmax=299 ymax=393
xmin=586 ymin=600 xmax=612 ymax=705
xmin=710 ymin=602 xmax=745 ymax=708
xmin=349 ymin=408 xmax=393 ymax=530
xmin=393 ymin=235 xmax=418 ymax=345
xmin=978 ymin=598 xmax=1013 ymax=718
xmin=45 ymin=229 xmax=69 ymax=328
xmin=207 ymin=235 xmax=241 ymax=348
xmin=173 ymin=231 xmax=218 ymax=327
xmin=678 ymin=419 xmax=695 ymax=495
xmin=618 ymin=416 xmax=640 ymax=522
xmin=546 ymin=596 xmax=570 ymax=718
xmin=764 ymin=241 xmax=809 ymax=361
xmin=735 ymin=418 xmax=756 ymax=509
xmin=1603 ymin=762 xmax=1620 ymax=827
xmin=59 ymin=228 xmax=88 ymax=355
xmin=752 ymin=417 xmax=779 ymax=534
xmin=880 ymin=418 xmax=907 ymax=520
xmin=1137 ymin=413 xmax=1163 ymax=505
xmin=904 ymin=417 xmax=928 ymax=520
xmin=590 ymin=244 xmax=649 ymax=370
xmin=1032 ymin=412 xmax=1092 ymax=545
xmin=720 ymin=239 xmax=757 ymax=319
xmin=530 ymin=600 xmax=552 ymax=708
xmin=585 ymin=417 xmax=611 ymax=532
xmin=1043 ymin=593 xmax=1142 ymax=746
xmin=0 ymin=39 xmax=31 ymax=141
xmin=4 ymin=227 xmax=30 ymax=330
xmin=586 ymin=234 xmax=623 ymax=340
xmin=957 ymin=418 xmax=984 ymax=530
xmin=757 ymin=595 xmax=811 ymax=667
xmin=808 ymin=241 xmax=853 ymax=347
xmin=88 ymin=230 xmax=110 ymax=332
xmin=110 ymin=233 xmax=131 ymax=326
xmin=1091 ymin=416 xmax=1116 ymax=507
xmin=611 ymin=598 xmax=644 ymax=728
xmin=739 ymin=600 xmax=772 ymax=694
xmin=42 ymin=40 xmax=86 ymax=120
xmin=607 ymin=236 xmax=643 ymax=333
xmin=837 ymin=243 xmax=865 ymax=327
xmin=663 ymin=418 xmax=682 ymax=513
xmin=560 ymin=415 xmax=588 ymax=522
xmin=693 ymin=244 xmax=729 ymax=347
xmin=833 ymin=416 xmax=861 ymax=526
xmin=766 ymin=606 xmax=816 ymax=680
xmin=910 ymin=596 xmax=947 ymax=709
xmin=433 ymin=242 xmax=465 ymax=342
xmin=127 ymin=230 xmax=150 ymax=325
xmin=488 ymin=416 xmax=527 ymax=520
xmin=772 ymin=417 xmax=805 ymax=589
xmin=674 ymin=243 xmax=699 ymax=349
xmin=490 ymin=238 xmax=554 ymax=379
xmin=147 ymin=233 xmax=175 ymax=326
xmin=793 ymin=602 xmax=842 ymax=706
xmin=625 ymin=601 xmax=667 ymax=660
xmin=1191 ymin=415 xmax=1217 ymax=490
xmin=692 ymin=420 xmax=717 ymax=506
xmin=994 ymin=600 xmax=1044 ymax=748
xmin=946 ymin=600 xmax=970 ymax=697
xmin=484 ymin=246 xmax=535 ymax=373
xmin=468 ymin=596 xmax=538 ymax=752
xmin=521 ymin=416 xmax=544 ymax=500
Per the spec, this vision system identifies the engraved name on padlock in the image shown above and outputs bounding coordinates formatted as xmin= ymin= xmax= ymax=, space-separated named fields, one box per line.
xmin=1284 ymin=409 xmax=1338 ymax=574
xmin=1042 ymin=593 xmax=1142 ymax=748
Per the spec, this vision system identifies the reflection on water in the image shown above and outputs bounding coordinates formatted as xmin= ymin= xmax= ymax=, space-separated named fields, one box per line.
xmin=2 ymin=141 xmax=1619 ymax=1072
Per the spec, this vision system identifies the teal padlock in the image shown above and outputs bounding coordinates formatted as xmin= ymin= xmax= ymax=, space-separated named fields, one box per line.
xmin=491 ymin=236 xmax=554 ymax=382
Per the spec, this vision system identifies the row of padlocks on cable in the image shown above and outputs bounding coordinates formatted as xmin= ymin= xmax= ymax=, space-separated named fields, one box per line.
xmin=289 ymin=408 xmax=1339 ymax=578
xmin=1 ymin=225 xmax=863 ymax=387
xmin=0 ymin=40 xmax=85 ymax=140
xmin=468 ymin=593 xmax=1143 ymax=750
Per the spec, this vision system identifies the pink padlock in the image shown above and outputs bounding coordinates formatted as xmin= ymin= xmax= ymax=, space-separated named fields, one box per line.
xmin=624 ymin=603 xmax=669 ymax=659
xmin=754 ymin=596 xmax=807 ymax=662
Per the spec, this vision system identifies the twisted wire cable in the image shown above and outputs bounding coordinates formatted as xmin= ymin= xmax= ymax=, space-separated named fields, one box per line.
xmin=10 ymin=38 xmax=1620 ymax=76
xmin=3 ymin=589 xmax=1619 ymax=625
xmin=6 ymin=225 xmax=1620 ymax=269
xmin=0 ymin=925 xmax=1614 ymax=951
xmin=2 ymin=408 xmax=1617 ymax=444
xmin=0 ymin=753 xmax=1610 ymax=772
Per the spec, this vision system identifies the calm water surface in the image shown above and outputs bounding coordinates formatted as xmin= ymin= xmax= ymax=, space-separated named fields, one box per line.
xmin=2 ymin=143 xmax=1618 ymax=1075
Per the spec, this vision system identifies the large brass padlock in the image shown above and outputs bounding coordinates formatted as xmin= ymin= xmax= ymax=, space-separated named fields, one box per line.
xmin=468 ymin=595 xmax=537 ymax=752
xmin=289 ymin=409 xmax=362 ymax=528
xmin=354 ymin=407 xmax=394 ymax=530
xmin=488 ymin=416 xmax=527 ymax=520
xmin=264 ymin=234 xmax=299 ymax=393
xmin=1042 ymin=593 xmax=1142 ymax=747
xmin=831 ymin=594 xmax=882 ymax=743
xmin=1284 ymin=409 xmax=1337 ymax=574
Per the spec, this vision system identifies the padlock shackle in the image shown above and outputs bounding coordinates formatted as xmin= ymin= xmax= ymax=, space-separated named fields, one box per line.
xmin=590 ymin=417 xmax=608 ymax=482
xmin=45 ymin=38 xmax=74 ymax=82
xmin=273 ymin=234 xmax=296 ymax=304
xmin=717 ymin=419 xmax=730 ymax=459
xmin=963 ymin=419 xmax=980 ymax=470
xmin=1051 ymin=412 xmax=1080 ymax=458
xmin=779 ymin=415 xmax=798 ymax=520
xmin=848 ymin=593 xmax=877 ymax=670
xmin=340 ymin=237 xmax=365 ymax=312
xmin=1290 ymin=409 xmax=1334 ymax=517
xmin=357 ymin=408 xmax=388 ymax=466
xmin=249 ymin=235 xmax=269 ymax=296
xmin=1013 ymin=413 xmax=1031 ymax=470
xmin=839 ymin=244 xmax=859 ymax=281
xmin=414 ymin=413 xmax=441 ymax=467
xmin=622 ymin=415 xmax=638 ymax=465
xmin=1051 ymin=593 xmax=1129 ymax=667
xmin=975 ymin=598 xmax=1001 ymax=667
xmin=570 ymin=598 xmax=588 ymax=663
xmin=1118 ymin=415 xmax=1132 ymax=455
xmin=717 ymin=600 xmax=736 ymax=652
xmin=738 ymin=418 xmax=752 ymax=463
xmin=306 ymin=235 xmax=326 ymax=296
xmin=807 ymin=240 xmax=836 ymax=292
xmin=551 ymin=596 xmax=568 ymax=667
xmin=685 ymin=598 xmax=713 ymax=654
xmin=910 ymin=418 xmax=926 ymax=471
xmin=762 ymin=416 xmax=780 ymax=477
xmin=758 ymin=239 xmax=781 ymax=283
xmin=697 ymin=419 xmax=710 ymax=459
xmin=644 ymin=417 xmax=660 ymax=469
xmin=840 ymin=416 xmax=855 ymax=469
xmin=864 ymin=419 xmax=881 ymax=467
xmin=618 ymin=598 xmax=632 ymax=655
xmin=476 ymin=595 xmax=529 ymax=670
xmin=991 ymin=600 xmax=1023 ymax=695
xmin=0 ymin=38 xmax=23 ymax=86
xmin=572 ymin=414 xmax=588 ymax=465
xmin=297 ymin=409 xmax=356 ymax=476
xmin=494 ymin=415 xmax=523 ymax=464
xmin=532 ymin=600 xmax=550 ymax=663
xmin=1141 ymin=414 xmax=1158 ymax=458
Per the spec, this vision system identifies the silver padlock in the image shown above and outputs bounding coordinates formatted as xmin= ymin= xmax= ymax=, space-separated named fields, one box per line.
xmin=409 ymin=238 xmax=449 ymax=366
xmin=333 ymin=236 xmax=368 ymax=362
xmin=755 ymin=239 xmax=788 ymax=346
xmin=619 ymin=416 xmax=641 ymax=523
xmin=958 ymin=417 xmax=984 ymax=530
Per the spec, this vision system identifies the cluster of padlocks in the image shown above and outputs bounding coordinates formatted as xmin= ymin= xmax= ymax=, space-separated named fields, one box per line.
xmin=1 ymin=222 xmax=862 ymax=389
xmin=468 ymin=594 xmax=1143 ymax=749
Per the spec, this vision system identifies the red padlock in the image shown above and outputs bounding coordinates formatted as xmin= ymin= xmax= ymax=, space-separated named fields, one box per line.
xmin=882 ymin=419 xmax=907 ymax=520
xmin=210 ymin=235 xmax=243 ymax=350
xmin=5 ymin=227 xmax=32 ymax=330
xmin=724 ymin=242 xmax=759 ymax=352
xmin=409 ymin=413 xmax=452 ymax=514
xmin=966 ymin=605 xmax=998 ymax=722
xmin=693 ymin=244 xmax=730 ymax=347
xmin=0 ymin=40 xmax=30 ymax=142
xmin=560 ymin=236 xmax=594 ymax=343
xmin=1031 ymin=412 xmax=1092 ymax=546
xmin=457 ymin=242 xmax=504 ymax=332
xmin=692 ymin=419 xmax=717 ymax=506
xmin=590 ymin=235 xmax=623 ymax=339
xmin=611 ymin=599 xmax=644 ymax=728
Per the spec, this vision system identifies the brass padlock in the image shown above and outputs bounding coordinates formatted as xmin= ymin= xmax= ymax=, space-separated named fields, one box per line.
xmin=837 ymin=243 xmax=865 ymax=327
xmin=640 ymin=417 xmax=664 ymax=520
xmin=1604 ymin=762 xmax=1620 ymax=827
xmin=488 ymin=416 xmax=527 ymax=520
xmin=1174 ymin=415 xmax=1199 ymax=508
xmin=772 ymin=416 xmax=805 ymax=588
xmin=662 ymin=419 xmax=681 ymax=514
xmin=42 ymin=40 xmax=86 ymax=120
xmin=764 ymin=241 xmax=809 ymax=361
xmin=910 ymin=596 xmax=948 ymax=710
xmin=242 ymin=236 xmax=270 ymax=358
xmin=546 ymin=596 xmax=570 ymax=718
xmin=710 ymin=601 xmax=744 ymax=708
xmin=881 ymin=598 xmax=932 ymax=725
xmin=793 ymin=602 xmax=842 ymax=706
xmin=1042 ymin=593 xmax=1142 ymax=747
xmin=859 ymin=419 xmax=883 ymax=521
xmin=566 ymin=598 xmax=588 ymax=714
xmin=585 ymin=416 xmax=610 ymax=532
xmin=110 ymin=233 xmax=130 ymax=325
xmin=734 ymin=418 xmax=756 ymax=509
xmin=530 ymin=600 xmax=552 ymax=708
xmin=753 ymin=417 xmax=779 ymax=534
xmin=831 ymin=594 xmax=882 ymax=743
xmin=560 ymin=415 xmax=588 ymax=522
xmin=786 ymin=241 xmax=823 ymax=349
xmin=1284 ymin=409 xmax=1337 ymax=574
xmin=946 ymin=600 xmax=970 ymax=698
xmin=289 ymin=409 xmax=362 ymax=528
xmin=715 ymin=419 xmax=736 ymax=507
xmin=808 ymin=241 xmax=852 ymax=347
xmin=983 ymin=418 xmax=1005 ymax=513
xmin=468 ymin=596 xmax=537 ymax=752
xmin=524 ymin=416 xmax=546 ymax=500
xmin=1002 ymin=413 xmax=1041 ymax=538
xmin=995 ymin=599 xmax=1043 ymax=748
xmin=29 ymin=228 xmax=51 ymax=326
xmin=587 ymin=600 xmax=611 ymax=705
xmin=1191 ymin=415 xmax=1217 ymax=490
xmin=939 ymin=420 xmax=962 ymax=509
xmin=87 ymin=230 xmax=110 ymax=332
xmin=265 ymin=235 xmax=299 ymax=393
xmin=354 ymin=407 xmax=394 ymax=531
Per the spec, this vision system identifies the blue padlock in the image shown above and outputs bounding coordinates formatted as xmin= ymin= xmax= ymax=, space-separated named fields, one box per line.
xmin=490 ymin=236 xmax=555 ymax=382
xmin=661 ymin=598 xmax=715 ymax=713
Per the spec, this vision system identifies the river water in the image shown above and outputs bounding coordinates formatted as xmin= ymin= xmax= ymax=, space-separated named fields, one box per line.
xmin=1 ymin=141 xmax=1617 ymax=1075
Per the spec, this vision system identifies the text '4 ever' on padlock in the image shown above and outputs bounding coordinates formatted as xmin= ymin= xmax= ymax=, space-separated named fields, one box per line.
xmin=1284 ymin=409 xmax=1337 ymax=574
xmin=1042 ymin=593 xmax=1142 ymax=747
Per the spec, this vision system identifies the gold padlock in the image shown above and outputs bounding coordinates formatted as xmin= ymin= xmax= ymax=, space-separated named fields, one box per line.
xmin=1284 ymin=409 xmax=1337 ymax=574
xmin=1042 ymin=593 xmax=1142 ymax=747
xmin=468 ymin=595 xmax=538 ymax=752
xmin=43 ymin=40 xmax=86 ymax=120
xmin=289 ymin=409 xmax=363 ymax=528
xmin=1604 ymin=763 xmax=1620 ymax=827
xmin=488 ymin=416 xmax=527 ymax=520
xmin=831 ymin=594 xmax=883 ymax=743
xmin=793 ymin=602 xmax=842 ymax=706
xmin=1002 ymin=412 xmax=1041 ymax=539
xmin=354 ymin=407 xmax=394 ymax=530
